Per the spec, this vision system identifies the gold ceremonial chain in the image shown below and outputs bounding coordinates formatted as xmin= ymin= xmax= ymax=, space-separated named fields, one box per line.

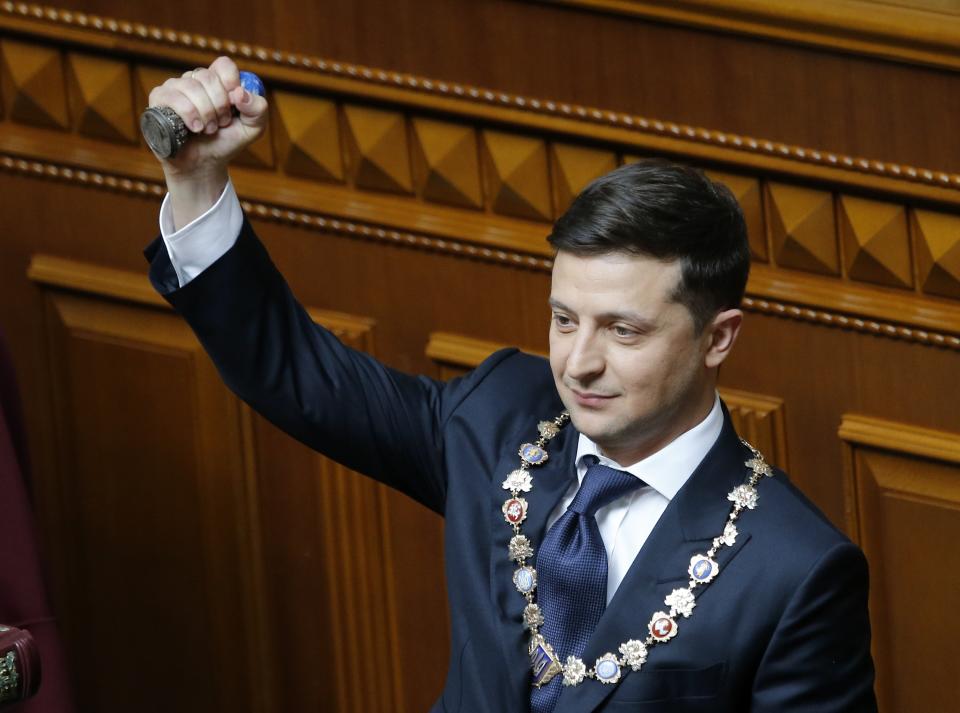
xmin=502 ymin=413 xmax=774 ymax=688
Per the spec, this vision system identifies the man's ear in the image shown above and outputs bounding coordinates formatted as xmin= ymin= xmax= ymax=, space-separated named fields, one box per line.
xmin=704 ymin=309 xmax=743 ymax=369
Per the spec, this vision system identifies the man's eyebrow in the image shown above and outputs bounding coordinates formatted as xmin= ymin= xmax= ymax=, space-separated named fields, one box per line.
xmin=600 ymin=311 xmax=657 ymax=329
xmin=548 ymin=299 xmax=657 ymax=329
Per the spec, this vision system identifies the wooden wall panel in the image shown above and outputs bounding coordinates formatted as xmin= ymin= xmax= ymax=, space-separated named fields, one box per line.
xmin=27 ymin=256 xmax=451 ymax=713
xmin=39 ymin=291 xmax=256 ymax=713
xmin=248 ymin=310 xmax=448 ymax=713
xmin=840 ymin=416 xmax=960 ymax=713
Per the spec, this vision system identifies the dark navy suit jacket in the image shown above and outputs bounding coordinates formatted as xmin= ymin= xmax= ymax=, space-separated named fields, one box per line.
xmin=147 ymin=222 xmax=877 ymax=712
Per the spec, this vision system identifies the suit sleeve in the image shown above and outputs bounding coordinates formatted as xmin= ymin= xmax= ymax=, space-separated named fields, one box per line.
xmin=145 ymin=218 xmax=510 ymax=514
xmin=750 ymin=541 xmax=878 ymax=712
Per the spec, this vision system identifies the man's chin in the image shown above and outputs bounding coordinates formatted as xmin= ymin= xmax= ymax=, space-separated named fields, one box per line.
xmin=566 ymin=409 xmax=619 ymax=443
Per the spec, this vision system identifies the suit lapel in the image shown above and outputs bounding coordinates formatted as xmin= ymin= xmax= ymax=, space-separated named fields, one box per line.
xmin=555 ymin=409 xmax=752 ymax=713
xmin=489 ymin=418 xmax=580 ymax=704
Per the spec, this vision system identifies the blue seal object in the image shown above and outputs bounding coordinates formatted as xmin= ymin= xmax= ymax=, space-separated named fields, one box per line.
xmin=239 ymin=71 xmax=266 ymax=97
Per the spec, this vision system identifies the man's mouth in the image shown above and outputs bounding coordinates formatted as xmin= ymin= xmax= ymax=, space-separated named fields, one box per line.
xmin=569 ymin=388 xmax=616 ymax=407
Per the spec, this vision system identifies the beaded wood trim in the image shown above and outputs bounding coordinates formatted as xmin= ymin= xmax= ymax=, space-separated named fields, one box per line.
xmin=4 ymin=151 xmax=957 ymax=351
xmin=2 ymin=1 xmax=960 ymax=193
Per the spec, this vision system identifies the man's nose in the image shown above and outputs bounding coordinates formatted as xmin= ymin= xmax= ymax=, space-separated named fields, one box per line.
xmin=565 ymin=332 xmax=605 ymax=382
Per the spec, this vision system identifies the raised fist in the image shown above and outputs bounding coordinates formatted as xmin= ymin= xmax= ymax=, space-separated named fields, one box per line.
xmin=146 ymin=55 xmax=268 ymax=179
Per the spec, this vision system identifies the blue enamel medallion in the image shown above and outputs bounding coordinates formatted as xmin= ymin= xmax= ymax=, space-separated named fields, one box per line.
xmin=513 ymin=566 xmax=536 ymax=594
xmin=519 ymin=443 xmax=548 ymax=465
xmin=689 ymin=555 xmax=718 ymax=583
xmin=595 ymin=658 xmax=620 ymax=682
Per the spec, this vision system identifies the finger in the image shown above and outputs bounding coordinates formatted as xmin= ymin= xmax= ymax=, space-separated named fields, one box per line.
xmin=149 ymin=81 xmax=206 ymax=133
xmin=175 ymin=73 xmax=220 ymax=134
xmin=188 ymin=67 xmax=232 ymax=128
xmin=209 ymin=56 xmax=241 ymax=93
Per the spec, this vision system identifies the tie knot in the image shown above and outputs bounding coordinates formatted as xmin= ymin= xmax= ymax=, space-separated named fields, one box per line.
xmin=569 ymin=457 xmax=645 ymax=517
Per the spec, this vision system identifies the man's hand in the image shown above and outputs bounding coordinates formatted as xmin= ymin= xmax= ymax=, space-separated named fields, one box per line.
xmin=147 ymin=56 xmax=268 ymax=230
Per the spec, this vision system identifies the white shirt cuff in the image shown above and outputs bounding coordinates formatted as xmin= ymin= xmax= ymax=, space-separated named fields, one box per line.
xmin=159 ymin=179 xmax=243 ymax=287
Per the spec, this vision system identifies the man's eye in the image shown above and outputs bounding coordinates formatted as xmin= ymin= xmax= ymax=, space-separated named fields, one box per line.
xmin=553 ymin=314 xmax=572 ymax=327
xmin=613 ymin=325 xmax=636 ymax=337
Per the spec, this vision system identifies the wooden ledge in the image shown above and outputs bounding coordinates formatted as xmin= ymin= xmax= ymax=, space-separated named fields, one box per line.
xmin=540 ymin=0 xmax=960 ymax=72
xmin=839 ymin=414 xmax=960 ymax=464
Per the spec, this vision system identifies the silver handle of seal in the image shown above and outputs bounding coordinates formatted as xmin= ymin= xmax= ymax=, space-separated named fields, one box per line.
xmin=140 ymin=71 xmax=265 ymax=159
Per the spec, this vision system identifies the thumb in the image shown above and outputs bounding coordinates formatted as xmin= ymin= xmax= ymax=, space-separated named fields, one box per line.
xmin=231 ymin=86 xmax=268 ymax=125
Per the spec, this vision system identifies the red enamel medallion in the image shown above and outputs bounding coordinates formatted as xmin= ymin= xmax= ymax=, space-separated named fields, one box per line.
xmin=649 ymin=614 xmax=678 ymax=642
xmin=502 ymin=497 xmax=528 ymax=525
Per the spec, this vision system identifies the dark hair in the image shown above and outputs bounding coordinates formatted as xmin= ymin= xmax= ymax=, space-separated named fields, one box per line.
xmin=548 ymin=159 xmax=750 ymax=333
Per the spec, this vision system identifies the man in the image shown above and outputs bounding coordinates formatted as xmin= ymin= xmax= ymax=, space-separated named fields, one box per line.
xmin=145 ymin=57 xmax=877 ymax=712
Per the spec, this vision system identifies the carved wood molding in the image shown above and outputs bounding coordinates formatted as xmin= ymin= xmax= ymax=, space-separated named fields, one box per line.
xmin=3 ymin=1 xmax=960 ymax=202
xmin=27 ymin=253 xmax=167 ymax=307
xmin=741 ymin=296 xmax=960 ymax=350
xmin=0 ymin=129 xmax=553 ymax=265
xmin=8 ymin=8 xmax=960 ymax=347
xmin=839 ymin=414 xmax=960 ymax=465
xmin=746 ymin=264 xmax=960 ymax=347
xmin=535 ymin=0 xmax=960 ymax=72
xmin=21 ymin=179 xmax=960 ymax=354
xmin=426 ymin=331 xmax=534 ymax=367
xmin=25 ymin=254 xmax=379 ymax=341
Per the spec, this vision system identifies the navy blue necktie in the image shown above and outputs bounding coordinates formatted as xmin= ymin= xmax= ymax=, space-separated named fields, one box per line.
xmin=530 ymin=457 xmax=645 ymax=713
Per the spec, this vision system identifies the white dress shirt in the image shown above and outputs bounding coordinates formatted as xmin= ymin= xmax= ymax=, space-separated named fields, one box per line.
xmin=159 ymin=180 xmax=243 ymax=287
xmin=158 ymin=185 xmax=725 ymax=604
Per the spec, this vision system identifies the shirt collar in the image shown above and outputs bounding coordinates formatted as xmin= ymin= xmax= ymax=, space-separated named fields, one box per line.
xmin=574 ymin=394 xmax=724 ymax=500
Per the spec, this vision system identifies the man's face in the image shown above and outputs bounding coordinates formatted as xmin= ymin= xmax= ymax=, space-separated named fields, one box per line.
xmin=549 ymin=250 xmax=718 ymax=465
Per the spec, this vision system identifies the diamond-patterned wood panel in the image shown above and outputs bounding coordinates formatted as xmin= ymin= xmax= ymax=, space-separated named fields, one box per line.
xmin=708 ymin=171 xmax=767 ymax=262
xmin=342 ymin=104 xmax=412 ymax=194
xmin=839 ymin=196 xmax=912 ymax=289
xmin=133 ymin=65 xmax=172 ymax=113
xmin=481 ymin=130 xmax=552 ymax=222
xmin=912 ymin=209 xmax=960 ymax=300
xmin=65 ymin=52 xmax=136 ymax=143
xmin=550 ymin=143 xmax=617 ymax=217
xmin=233 ymin=118 xmax=275 ymax=170
xmin=272 ymin=91 xmax=343 ymax=182
xmin=766 ymin=182 xmax=839 ymax=275
xmin=11 ymin=32 xmax=960 ymax=314
xmin=410 ymin=117 xmax=482 ymax=209
xmin=0 ymin=39 xmax=68 ymax=130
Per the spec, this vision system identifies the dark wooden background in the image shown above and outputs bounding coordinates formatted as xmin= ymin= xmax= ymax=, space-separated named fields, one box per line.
xmin=1 ymin=1 xmax=958 ymax=711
